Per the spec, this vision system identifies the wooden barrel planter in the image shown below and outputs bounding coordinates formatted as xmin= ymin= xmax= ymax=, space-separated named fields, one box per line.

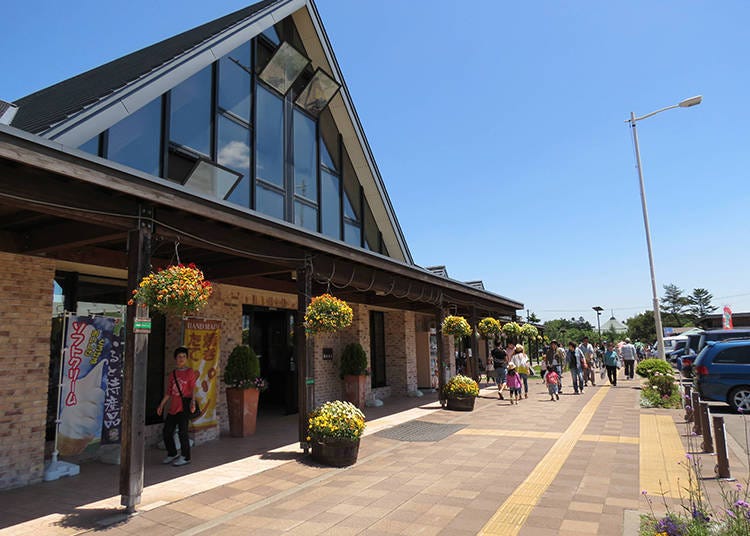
xmin=311 ymin=438 xmax=361 ymax=467
xmin=446 ymin=396 xmax=476 ymax=411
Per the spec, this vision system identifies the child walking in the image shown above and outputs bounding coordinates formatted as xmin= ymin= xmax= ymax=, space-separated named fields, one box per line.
xmin=545 ymin=368 xmax=560 ymax=401
xmin=505 ymin=362 xmax=523 ymax=404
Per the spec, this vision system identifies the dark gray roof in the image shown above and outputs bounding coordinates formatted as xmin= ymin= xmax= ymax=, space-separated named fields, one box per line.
xmin=465 ymin=280 xmax=485 ymax=290
xmin=425 ymin=265 xmax=448 ymax=278
xmin=11 ymin=0 xmax=277 ymax=134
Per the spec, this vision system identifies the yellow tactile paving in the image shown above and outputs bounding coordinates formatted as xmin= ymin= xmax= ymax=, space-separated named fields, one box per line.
xmin=457 ymin=428 xmax=638 ymax=444
xmin=456 ymin=429 xmax=562 ymax=440
xmin=478 ymin=387 xmax=610 ymax=536
xmin=640 ymin=414 xmax=690 ymax=498
xmin=580 ymin=433 xmax=639 ymax=444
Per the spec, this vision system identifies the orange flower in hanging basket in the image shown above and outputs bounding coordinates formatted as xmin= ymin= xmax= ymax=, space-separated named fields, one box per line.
xmin=304 ymin=294 xmax=353 ymax=335
xmin=128 ymin=263 xmax=213 ymax=317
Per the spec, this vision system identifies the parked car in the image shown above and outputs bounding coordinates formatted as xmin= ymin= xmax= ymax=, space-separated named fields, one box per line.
xmin=693 ymin=339 xmax=750 ymax=411
xmin=667 ymin=340 xmax=687 ymax=371
xmin=681 ymin=328 xmax=750 ymax=378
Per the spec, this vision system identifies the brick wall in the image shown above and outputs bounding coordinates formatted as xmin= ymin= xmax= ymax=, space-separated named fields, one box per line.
xmin=162 ymin=284 xmax=296 ymax=442
xmin=384 ymin=310 xmax=417 ymax=396
xmin=0 ymin=252 xmax=55 ymax=490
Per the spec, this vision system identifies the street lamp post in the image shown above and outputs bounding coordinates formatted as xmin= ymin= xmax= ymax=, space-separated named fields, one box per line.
xmin=626 ymin=95 xmax=702 ymax=360
xmin=592 ymin=306 xmax=603 ymax=346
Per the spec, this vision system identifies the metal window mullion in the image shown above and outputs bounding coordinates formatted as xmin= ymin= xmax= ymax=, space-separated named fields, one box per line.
xmin=338 ymin=134 xmax=344 ymax=241
xmin=160 ymin=94 xmax=170 ymax=179
xmin=284 ymin=94 xmax=293 ymax=223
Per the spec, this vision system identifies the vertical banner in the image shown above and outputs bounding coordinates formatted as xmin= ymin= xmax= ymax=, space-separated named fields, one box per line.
xmin=102 ymin=318 xmax=124 ymax=444
xmin=723 ymin=306 xmax=734 ymax=330
xmin=58 ymin=315 xmax=117 ymax=456
xmin=183 ymin=318 xmax=221 ymax=429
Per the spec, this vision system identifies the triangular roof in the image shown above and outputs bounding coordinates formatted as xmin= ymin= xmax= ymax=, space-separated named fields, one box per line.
xmin=11 ymin=0 xmax=277 ymax=134
xmin=9 ymin=0 xmax=413 ymax=263
xmin=602 ymin=316 xmax=628 ymax=333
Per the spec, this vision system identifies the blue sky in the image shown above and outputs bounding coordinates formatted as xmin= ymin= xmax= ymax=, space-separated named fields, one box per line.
xmin=2 ymin=1 xmax=749 ymax=328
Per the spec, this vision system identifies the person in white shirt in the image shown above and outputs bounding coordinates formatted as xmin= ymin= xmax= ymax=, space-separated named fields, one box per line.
xmin=620 ymin=338 xmax=638 ymax=379
xmin=578 ymin=336 xmax=596 ymax=387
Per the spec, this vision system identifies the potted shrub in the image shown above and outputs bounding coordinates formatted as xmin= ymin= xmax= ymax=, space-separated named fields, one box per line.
xmin=223 ymin=345 xmax=266 ymax=437
xmin=128 ymin=263 xmax=212 ymax=317
xmin=443 ymin=374 xmax=479 ymax=411
xmin=340 ymin=343 xmax=369 ymax=409
xmin=308 ymin=400 xmax=366 ymax=467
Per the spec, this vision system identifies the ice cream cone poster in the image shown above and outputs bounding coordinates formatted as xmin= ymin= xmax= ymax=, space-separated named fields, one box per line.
xmin=183 ymin=318 xmax=221 ymax=429
xmin=58 ymin=315 xmax=118 ymax=456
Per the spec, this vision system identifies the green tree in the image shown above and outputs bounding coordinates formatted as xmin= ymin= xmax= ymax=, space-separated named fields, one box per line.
xmin=626 ymin=310 xmax=656 ymax=343
xmin=661 ymin=283 xmax=690 ymax=326
xmin=543 ymin=318 xmax=596 ymax=346
xmin=687 ymin=288 xmax=717 ymax=320
xmin=527 ymin=311 xmax=540 ymax=323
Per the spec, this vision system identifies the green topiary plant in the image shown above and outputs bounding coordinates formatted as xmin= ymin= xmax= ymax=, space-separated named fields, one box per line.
xmin=223 ymin=345 xmax=262 ymax=389
xmin=636 ymin=358 xmax=674 ymax=379
xmin=340 ymin=343 xmax=369 ymax=378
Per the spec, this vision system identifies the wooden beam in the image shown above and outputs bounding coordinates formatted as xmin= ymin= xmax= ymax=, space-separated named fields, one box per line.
xmin=22 ymin=224 xmax=127 ymax=254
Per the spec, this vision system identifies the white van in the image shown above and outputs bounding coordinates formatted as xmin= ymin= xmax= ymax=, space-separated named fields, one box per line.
xmin=661 ymin=334 xmax=688 ymax=353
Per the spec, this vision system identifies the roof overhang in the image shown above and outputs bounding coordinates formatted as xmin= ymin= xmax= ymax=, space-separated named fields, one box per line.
xmin=0 ymin=124 xmax=523 ymax=315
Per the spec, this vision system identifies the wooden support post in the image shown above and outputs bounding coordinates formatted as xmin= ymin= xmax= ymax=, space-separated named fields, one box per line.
xmin=435 ymin=306 xmax=446 ymax=405
xmin=295 ymin=261 xmax=312 ymax=452
xmin=713 ymin=416 xmax=731 ymax=479
xmin=120 ymin=215 xmax=152 ymax=512
xmin=692 ymin=392 xmax=702 ymax=435
xmin=700 ymin=402 xmax=713 ymax=453
xmin=470 ymin=307 xmax=479 ymax=383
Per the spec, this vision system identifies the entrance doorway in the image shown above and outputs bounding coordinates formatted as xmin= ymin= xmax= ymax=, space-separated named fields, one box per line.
xmin=242 ymin=306 xmax=297 ymax=415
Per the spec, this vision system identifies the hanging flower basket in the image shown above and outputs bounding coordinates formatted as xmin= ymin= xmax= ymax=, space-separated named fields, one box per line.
xmin=304 ymin=294 xmax=354 ymax=335
xmin=501 ymin=321 xmax=522 ymax=338
xmin=520 ymin=323 xmax=539 ymax=341
xmin=128 ymin=263 xmax=212 ymax=317
xmin=441 ymin=315 xmax=472 ymax=338
xmin=477 ymin=317 xmax=501 ymax=339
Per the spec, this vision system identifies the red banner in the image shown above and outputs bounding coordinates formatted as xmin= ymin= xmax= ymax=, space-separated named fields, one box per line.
xmin=723 ymin=306 xmax=733 ymax=330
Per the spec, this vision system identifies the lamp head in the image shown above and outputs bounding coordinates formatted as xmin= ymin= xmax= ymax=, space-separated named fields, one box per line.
xmin=678 ymin=95 xmax=702 ymax=108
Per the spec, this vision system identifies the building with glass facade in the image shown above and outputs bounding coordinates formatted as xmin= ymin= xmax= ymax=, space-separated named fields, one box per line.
xmin=0 ymin=0 xmax=522 ymax=495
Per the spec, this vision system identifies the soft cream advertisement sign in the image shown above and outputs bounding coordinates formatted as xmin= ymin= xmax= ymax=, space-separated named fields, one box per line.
xmin=182 ymin=318 xmax=221 ymax=429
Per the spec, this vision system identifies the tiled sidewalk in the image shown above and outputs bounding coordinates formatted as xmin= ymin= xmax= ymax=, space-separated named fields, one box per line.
xmin=5 ymin=373 xmax=733 ymax=536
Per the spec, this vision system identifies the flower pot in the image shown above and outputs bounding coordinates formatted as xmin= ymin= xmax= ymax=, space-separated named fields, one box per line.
xmin=226 ymin=387 xmax=259 ymax=437
xmin=311 ymin=437 xmax=360 ymax=467
xmin=446 ymin=396 xmax=476 ymax=411
xmin=343 ymin=374 xmax=367 ymax=410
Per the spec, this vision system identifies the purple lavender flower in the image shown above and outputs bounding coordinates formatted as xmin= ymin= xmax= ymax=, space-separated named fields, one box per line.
xmin=734 ymin=500 xmax=750 ymax=508
xmin=727 ymin=509 xmax=737 ymax=518
xmin=642 ymin=489 xmax=648 ymax=495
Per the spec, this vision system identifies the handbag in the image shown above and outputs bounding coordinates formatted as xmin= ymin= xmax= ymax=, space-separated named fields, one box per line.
xmin=174 ymin=370 xmax=201 ymax=420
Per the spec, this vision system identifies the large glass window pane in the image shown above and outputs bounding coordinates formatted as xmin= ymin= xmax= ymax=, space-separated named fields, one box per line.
xmin=107 ymin=98 xmax=161 ymax=176
xmin=344 ymin=222 xmax=361 ymax=247
xmin=218 ymin=42 xmax=252 ymax=122
xmin=78 ymin=135 xmax=99 ymax=156
xmin=293 ymin=110 xmax=317 ymax=201
xmin=256 ymin=184 xmax=284 ymax=220
xmin=319 ymin=109 xmax=339 ymax=171
xmin=363 ymin=199 xmax=379 ymax=251
xmin=170 ymin=66 xmax=212 ymax=155
xmin=255 ymin=85 xmax=284 ymax=188
xmin=294 ymin=201 xmax=318 ymax=232
xmin=321 ymin=170 xmax=340 ymax=239
xmin=217 ymin=115 xmax=251 ymax=207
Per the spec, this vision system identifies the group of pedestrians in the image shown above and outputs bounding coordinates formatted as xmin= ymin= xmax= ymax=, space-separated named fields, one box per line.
xmin=490 ymin=342 xmax=532 ymax=404
xmin=488 ymin=335 xmax=641 ymax=403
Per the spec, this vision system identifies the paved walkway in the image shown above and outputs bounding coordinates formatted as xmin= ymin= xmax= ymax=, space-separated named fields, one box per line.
xmin=1 ymin=372 xmax=747 ymax=535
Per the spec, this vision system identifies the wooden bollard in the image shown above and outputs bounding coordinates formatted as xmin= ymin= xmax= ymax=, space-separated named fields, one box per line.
xmin=692 ymin=392 xmax=702 ymax=435
xmin=684 ymin=385 xmax=693 ymax=422
xmin=713 ymin=415 xmax=731 ymax=479
xmin=700 ymin=402 xmax=713 ymax=453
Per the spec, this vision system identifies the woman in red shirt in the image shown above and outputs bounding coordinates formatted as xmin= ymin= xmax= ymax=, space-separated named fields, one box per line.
xmin=157 ymin=347 xmax=198 ymax=466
